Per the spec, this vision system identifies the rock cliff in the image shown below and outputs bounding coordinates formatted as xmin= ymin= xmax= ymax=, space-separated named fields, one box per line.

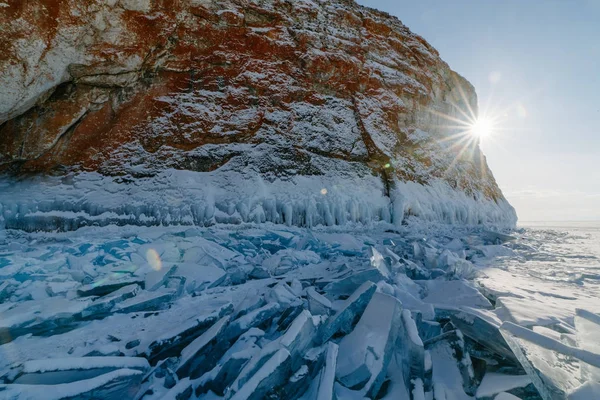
xmin=0 ymin=0 xmax=517 ymax=230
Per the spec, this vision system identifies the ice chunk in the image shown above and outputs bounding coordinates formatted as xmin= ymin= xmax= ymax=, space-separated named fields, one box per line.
xmin=474 ymin=245 xmax=516 ymax=258
xmin=5 ymin=356 xmax=149 ymax=385
xmin=266 ymin=282 xmax=302 ymax=307
xmin=80 ymin=284 xmax=140 ymax=318
xmin=0 ymin=297 xmax=90 ymax=344
xmin=146 ymin=301 xmax=234 ymax=364
xmin=173 ymin=263 xmax=227 ymax=293
xmin=196 ymin=329 xmax=264 ymax=396
xmin=434 ymin=306 xmax=517 ymax=363
xmin=322 ymin=269 xmax=385 ymax=297
xmin=302 ymin=342 xmax=339 ymax=400
xmin=0 ymin=368 xmax=144 ymax=400
xmin=428 ymin=331 xmax=473 ymax=400
xmin=280 ymin=310 xmax=317 ymax=369
xmin=421 ymin=280 xmax=493 ymax=309
xmin=77 ymin=277 xmax=145 ymax=297
xmin=144 ymin=263 xmax=178 ymax=291
xmin=476 ymin=373 xmax=531 ymax=399
xmin=286 ymin=365 xmax=311 ymax=399
xmin=306 ymin=287 xmax=332 ymax=316
xmin=397 ymin=309 xmax=425 ymax=391
xmin=482 ymin=230 xmax=516 ymax=244
xmin=336 ymin=293 xmax=402 ymax=398
xmin=368 ymin=247 xmax=391 ymax=279
xmin=318 ymin=281 xmax=377 ymax=344
xmin=501 ymin=322 xmax=600 ymax=400
xmin=114 ymin=289 xmax=175 ymax=314
xmin=224 ymin=302 xmax=281 ymax=342
xmin=404 ymin=259 xmax=431 ymax=280
xmin=229 ymin=348 xmax=292 ymax=400
xmin=177 ymin=315 xmax=230 ymax=378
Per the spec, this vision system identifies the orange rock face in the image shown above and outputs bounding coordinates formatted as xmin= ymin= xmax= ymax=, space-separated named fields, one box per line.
xmin=0 ymin=0 xmax=504 ymax=202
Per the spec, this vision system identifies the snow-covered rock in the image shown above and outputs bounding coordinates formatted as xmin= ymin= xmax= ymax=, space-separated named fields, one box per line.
xmin=0 ymin=0 xmax=516 ymax=231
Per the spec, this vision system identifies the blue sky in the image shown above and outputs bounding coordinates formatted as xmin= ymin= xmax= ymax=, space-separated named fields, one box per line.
xmin=357 ymin=0 xmax=600 ymax=221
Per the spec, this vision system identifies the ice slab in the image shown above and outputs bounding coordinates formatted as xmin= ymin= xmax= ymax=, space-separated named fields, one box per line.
xmin=318 ymin=281 xmax=377 ymax=344
xmin=397 ymin=309 xmax=425 ymax=391
xmin=177 ymin=315 xmax=230 ymax=378
xmin=475 ymin=373 xmax=531 ymax=399
xmin=302 ymin=342 xmax=339 ymax=400
xmin=80 ymin=284 xmax=141 ymax=318
xmin=229 ymin=348 xmax=292 ymax=400
xmin=427 ymin=329 xmax=476 ymax=399
xmin=196 ymin=328 xmax=264 ymax=396
xmin=368 ymin=247 xmax=391 ymax=280
xmin=307 ymin=287 xmax=332 ymax=316
xmin=224 ymin=302 xmax=281 ymax=342
xmin=146 ymin=301 xmax=234 ymax=364
xmin=434 ymin=306 xmax=517 ymax=363
xmin=322 ymin=269 xmax=385 ymax=297
xmin=280 ymin=310 xmax=317 ymax=369
xmin=4 ymin=357 xmax=149 ymax=385
xmin=77 ymin=277 xmax=145 ymax=297
xmin=0 ymin=368 xmax=144 ymax=400
xmin=421 ymin=280 xmax=493 ymax=310
xmin=429 ymin=334 xmax=474 ymax=400
xmin=114 ymin=289 xmax=176 ymax=314
xmin=0 ymin=297 xmax=90 ymax=344
xmin=173 ymin=263 xmax=227 ymax=293
xmin=500 ymin=321 xmax=600 ymax=400
xmin=336 ymin=293 xmax=402 ymax=398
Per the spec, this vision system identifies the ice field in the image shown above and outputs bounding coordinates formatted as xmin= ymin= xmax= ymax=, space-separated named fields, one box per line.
xmin=0 ymin=220 xmax=598 ymax=399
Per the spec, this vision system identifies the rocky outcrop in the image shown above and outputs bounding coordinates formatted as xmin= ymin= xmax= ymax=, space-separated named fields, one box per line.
xmin=0 ymin=0 xmax=517 ymax=229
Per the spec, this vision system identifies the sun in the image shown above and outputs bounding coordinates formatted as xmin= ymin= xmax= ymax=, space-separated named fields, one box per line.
xmin=470 ymin=117 xmax=494 ymax=139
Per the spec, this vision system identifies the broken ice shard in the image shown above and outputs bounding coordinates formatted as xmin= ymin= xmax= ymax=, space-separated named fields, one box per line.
xmin=177 ymin=315 xmax=230 ymax=378
xmin=0 ymin=368 xmax=145 ymax=400
xmin=229 ymin=348 xmax=292 ymax=400
xmin=306 ymin=287 xmax=332 ymax=316
xmin=224 ymin=302 xmax=281 ymax=342
xmin=77 ymin=277 xmax=145 ymax=297
xmin=4 ymin=357 xmax=149 ymax=385
xmin=318 ymin=281 xmax=377 ymax=344
xmin=322 ymin=269 xmax=385 ymax=297
xmin=434 ymin=305 xmax=517 ymax=363
xmin=336 ymin=292 xmax=402 ymax=398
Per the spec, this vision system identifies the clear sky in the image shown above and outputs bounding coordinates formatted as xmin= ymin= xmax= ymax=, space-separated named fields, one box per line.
xmin=357 ymin=0 xmax=600 ymax=222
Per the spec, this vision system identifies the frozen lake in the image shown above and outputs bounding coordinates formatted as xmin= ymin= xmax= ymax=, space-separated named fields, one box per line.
xmin=477 ymin=221 xmax=600 ymax=328
xmin=0 ymin=220 xmax=598 ymax=399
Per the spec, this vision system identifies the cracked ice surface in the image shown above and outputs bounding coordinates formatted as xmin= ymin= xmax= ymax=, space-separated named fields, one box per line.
xmin=0 ymin=221 xmax=598 ymax=399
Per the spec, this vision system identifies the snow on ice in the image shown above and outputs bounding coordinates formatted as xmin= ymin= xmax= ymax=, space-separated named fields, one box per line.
xmin=0 ymin=215 xmax=598 ymax=399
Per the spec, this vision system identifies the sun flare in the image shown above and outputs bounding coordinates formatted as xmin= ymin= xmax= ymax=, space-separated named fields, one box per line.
xmin=470 ymin=117 xmax=494 ymax=139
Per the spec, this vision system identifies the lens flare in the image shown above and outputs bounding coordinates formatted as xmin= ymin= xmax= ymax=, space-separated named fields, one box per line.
xmin=146 ymin=249 xmax=162 ymax=271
